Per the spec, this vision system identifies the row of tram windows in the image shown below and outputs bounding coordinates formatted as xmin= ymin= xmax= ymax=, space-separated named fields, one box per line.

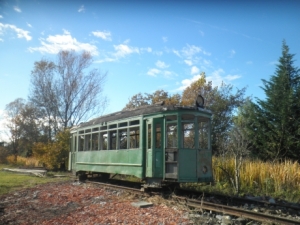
xmin=148 ymin=114 xmax=210 ymax=151
xmin=72 ymin=114 xmax=210 ymax=152
xmin=74 ymin=120 xmax=140 ymax=151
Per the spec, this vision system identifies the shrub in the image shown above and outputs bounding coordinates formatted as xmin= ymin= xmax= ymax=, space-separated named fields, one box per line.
xmin=32 ymin=130 xmax=70 ymax=170
xmin=6 ymin=155 xmax=40 ymax=167
xmin=0 ymin=147 xmax=9 ymax=163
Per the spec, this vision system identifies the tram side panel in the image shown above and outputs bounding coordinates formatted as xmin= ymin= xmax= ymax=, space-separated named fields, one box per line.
xmin=69 ymin=118 xmax=145 ymax=179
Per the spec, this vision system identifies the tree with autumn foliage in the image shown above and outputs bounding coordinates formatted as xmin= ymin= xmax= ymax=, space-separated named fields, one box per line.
xmin=123 ymin=90 xmax=181 ymax=110
xmin=32 ymin=129 xmax=70 ymax=170
xmin=123 ymin=72 xmax=247 ymax=155
xmin=181 ymin=72 xmax=247 ymax=155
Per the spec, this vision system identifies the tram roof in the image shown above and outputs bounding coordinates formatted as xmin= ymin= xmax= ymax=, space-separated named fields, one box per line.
xmin=74 ymin=104 xmax=211 ymax=130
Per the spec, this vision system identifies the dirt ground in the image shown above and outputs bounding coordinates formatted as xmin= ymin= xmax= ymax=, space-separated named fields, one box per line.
xmin=0 ymin=181 xmax=191 ymax=225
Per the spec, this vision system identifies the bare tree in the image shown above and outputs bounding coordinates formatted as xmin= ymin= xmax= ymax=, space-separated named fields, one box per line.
xmin=5 ymin=98 xmax=24 ymax=161
xmin=5 ymin=99 xmax=43 ymax=159
xmin=29 ymin=60 xmax=57 ymax=140
xmin=29 ymin=51 xmax=107 ymax=139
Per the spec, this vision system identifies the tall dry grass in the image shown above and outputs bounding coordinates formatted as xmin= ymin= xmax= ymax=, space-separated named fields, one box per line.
xmin=6 ymin=155 xmax=41 ymax=167
xmin=213 ymin=157 xmax=300 ymax=195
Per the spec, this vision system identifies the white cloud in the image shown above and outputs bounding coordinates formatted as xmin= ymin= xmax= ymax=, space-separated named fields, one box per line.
xmin=147 ymin=68 xmax=160 ymax=77
xmin=28 ymin=30 xmax=98 ymax=55
xmin=113 ymin=43 xmax=139 ymax=58
xmin=14 ymin=6 xmax=21 ymax=13
xmin=141 ymin=47 xmax=152 ymax=53
xmin=173 ymin=50 xmax=180 ymax=57
xmin=0 ymin=15 xmax=3 ymax=19
xmin=199 ymin=30 xmax=204 ymax=36
xmin=179 ymin=74 xmax=202 ymax=91
xmin=162 ymin=36 xmax=168 ymax=42
xmin=27 ymin=22 xmax=32 ymax=28
xmin=203 ymin=59 xmax=212 ymax=66
xmin=191 ymin=66 xmax=200 ymax=75
xmin=184 ymin=60 xmax=193 ymax=66
xmin=92 ymin=30 xmax=112 ymax=41
xmin=182 ymin=44 xmax=201 ymax=58
xmin=156 ymin=60 xmax=169 ymax=69
xmin=95 ymin=57 xmax=115 ymax=63
xmin=206 ymin=69 xmax=241 ymax=86
xmin=178 ymin=68 xmax=241 ymax=91
xmin=163 ymin=70 xmax=177 ymax=79
xmin=206 ymin=69 xmax=225 ymax=87
xmin=0 ymin=23 xmax=32 ymax=41
xmin=174 ymin=44 xmax=211 ymax=61
xmin=153 ymin=51 xmax=163 ymax=56
xmin=246 ymin=61 xmax=253 ymax=65
xmin=225 ymin=74 xmax=241 ymax=81
xmin=78 ymin=5 xmax=85 ymax=13
xmin=229 ymin=49 xmax=236 ymax=58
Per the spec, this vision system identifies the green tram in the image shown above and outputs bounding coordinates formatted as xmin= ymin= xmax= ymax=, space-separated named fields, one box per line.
xmin=69 ymin=95 xmax=213 ymax=187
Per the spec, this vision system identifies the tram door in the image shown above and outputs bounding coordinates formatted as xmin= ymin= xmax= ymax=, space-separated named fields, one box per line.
xmin=178 ymin=115 xmax=198 ymax=182
xmin=146 ymin=118 xmax=164 ymax=178
xmin=69 ymin=134 xmax=77 ymax=172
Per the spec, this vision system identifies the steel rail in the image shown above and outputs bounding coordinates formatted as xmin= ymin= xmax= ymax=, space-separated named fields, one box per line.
xmin=174 ymin=196 xmax=300 ymax=225
xmin=85 ymin=180 xmax=145 ymax=194
xmin=85 ymin=180 xmax=300 ymax=224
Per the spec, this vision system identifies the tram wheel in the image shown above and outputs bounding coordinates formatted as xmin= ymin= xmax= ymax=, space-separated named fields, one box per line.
xmin=78 ymin=173 xmax=87 ymax=181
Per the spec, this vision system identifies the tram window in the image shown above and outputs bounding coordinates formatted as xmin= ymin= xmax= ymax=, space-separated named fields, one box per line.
xmin=110 ymin=130 xmax=117 ymax=150
xmin=119 ymin=122 xmax=127 ymax=127
xmin=198 ymin=120 xmax=209 ymax=149
xmin=79 ymin=135 xmax=84 ymax=151
xmin=182 ymin=114 xmax=195 ymax=121
xmin=130 ymin=127 xmax=140 ymax=148
xmin=119 ymin=129 xmax=128 ymax=149
xmin=85 ymin=134 xmax=91 ymax=151
xmin=109 ymin=124 xmax=117 ymax=129
xmin=166 ymin=115 xmax=177 ymax=121
xmin=100 ymin=132 xmax=107 ymax=150
xmin=147 ymin=124 xmax=151 ymax=149
xmin=155 ymin=123 xmax=161 ymax=148
xmin=100 ymin=126 xmax=107 ymax=131
xmin=166 ymin=123 xmax=178 ymax=148
xmin=92 ymin=133 xmax=99 ymax=150
xmin=130 ymin=120 xmax=140 ymax=126
xmin=92 ymin=127 xmax=99 ymax=132
xmin=182 ymin=122 xmax=195 ymax=149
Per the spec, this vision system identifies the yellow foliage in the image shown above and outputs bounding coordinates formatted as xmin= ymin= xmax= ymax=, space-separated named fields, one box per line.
xmin=6 ymin=155 xmax=41 ymax=167
xmin=213 ymin=157 xmax=300 ymax=193
xmin=32 ymin=129 xmax=70 ymax=170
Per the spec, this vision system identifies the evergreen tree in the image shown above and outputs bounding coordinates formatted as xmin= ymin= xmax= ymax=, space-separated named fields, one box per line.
xmin=248 ymin=40 xmax=300 ymax=160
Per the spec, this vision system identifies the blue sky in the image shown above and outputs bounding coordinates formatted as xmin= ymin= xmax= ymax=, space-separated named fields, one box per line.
xmin=0 ymin=0 xmax=299 ymax=140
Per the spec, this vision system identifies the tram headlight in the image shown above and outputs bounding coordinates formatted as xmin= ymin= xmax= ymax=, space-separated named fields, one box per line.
xmin=196 ymin=94 xmax=204 ymax=108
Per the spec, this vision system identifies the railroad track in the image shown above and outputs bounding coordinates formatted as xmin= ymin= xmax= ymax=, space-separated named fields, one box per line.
xmin=85 ymin=179 xmax=300 ymax=224
xmin=85 ymin=180 xmax=145 ymax=194
xmin=173 ymin=196 xmax=300 ymax=225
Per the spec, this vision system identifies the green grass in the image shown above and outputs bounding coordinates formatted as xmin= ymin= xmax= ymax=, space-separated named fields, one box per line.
xmin=0 ymin=164 xmax=72 ymax=196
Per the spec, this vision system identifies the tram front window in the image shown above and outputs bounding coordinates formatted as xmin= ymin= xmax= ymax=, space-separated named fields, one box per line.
xmin=167 ymin=123 xmax=178 ymax=148
xmin=198 ymin=119 xmax=209 ymax=150
xmin=182 ymin=122 xmax=195 ymax=149
xmin=155 ymin=123 xmax=161 ymax=148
